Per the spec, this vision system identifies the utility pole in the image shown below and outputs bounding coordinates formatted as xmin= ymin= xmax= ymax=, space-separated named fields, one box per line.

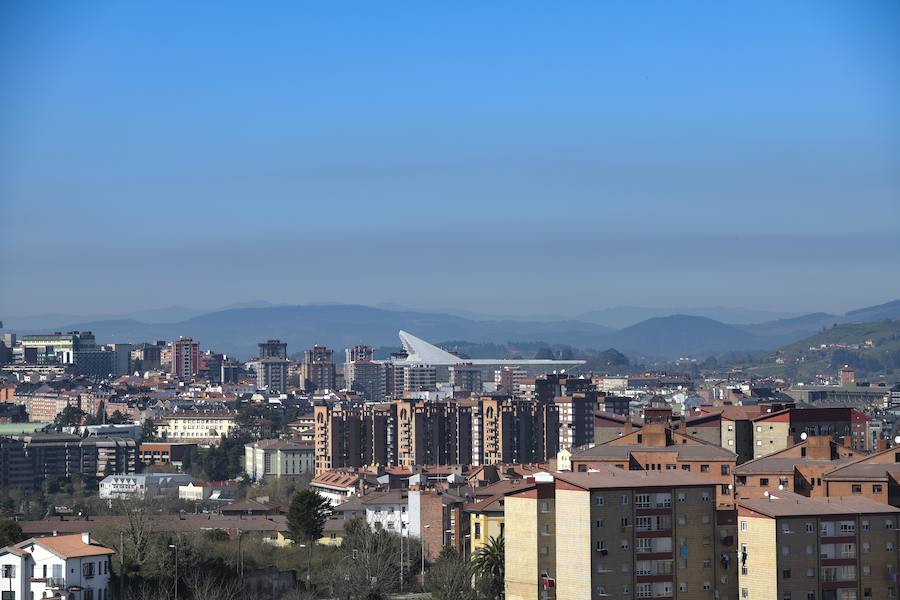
xmin=119 ymin=530 xmax=125 ymax=600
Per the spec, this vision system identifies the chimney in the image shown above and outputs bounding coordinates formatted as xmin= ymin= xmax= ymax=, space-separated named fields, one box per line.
xmin=82 ymin=532 xmax=91 ymax=544
xmin=624 ymin=421 xmax=633 ymax=435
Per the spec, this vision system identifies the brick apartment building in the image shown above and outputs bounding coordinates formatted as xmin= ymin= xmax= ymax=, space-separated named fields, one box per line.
xmin=570 ymin=423 xmax=738 ymax=508
xmin=505 ymin=468 xmax=731 ymax=600
xmin=738 ymin=493 xmax=899 ymax=600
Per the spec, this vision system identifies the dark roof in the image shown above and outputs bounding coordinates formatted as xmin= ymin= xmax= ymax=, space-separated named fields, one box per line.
xmin=359 ymin=490 xmax=407 ymax=506
xmin=739 ymin=492 xmax=900 ymax=518
xmin=20 ymin=515 xmax=288 ymax=536
xmin=556 ymin=465 xmax=713 ymax=490
xmin=736 ymin=456 xmax=856 ymax=476
xmin=575 ymin=443 xmax=735 ymax=461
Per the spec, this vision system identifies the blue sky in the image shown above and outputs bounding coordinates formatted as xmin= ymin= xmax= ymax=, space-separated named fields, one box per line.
xmin=1 ymin=1 xmax=899 ymax=317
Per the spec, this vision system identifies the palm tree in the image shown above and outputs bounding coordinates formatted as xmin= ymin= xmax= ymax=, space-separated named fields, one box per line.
xmin=471 ymin=535 xmax=504 ymax=600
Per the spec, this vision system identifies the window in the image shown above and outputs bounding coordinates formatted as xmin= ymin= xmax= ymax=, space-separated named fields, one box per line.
xmin=701 ymin=464 xmax=710 ymax=473
xmin=862 ymin=565 xmax=871 ymax=576
xmin=621 ymin=517 xmax=630 ymax=528
xmin=887 ymin=519 xmax=895 ymax=530
xmin=635 ymin=494 xmax=651 ymax=508
xmin=806 ymin=568 xmax=815 ymax=578
xmin=678 ymin=493 xmax=686 ymax=502
xmin=1 ymin=565 xmax=14 ymax=578
xmin=852 ymin=485 xmax=862 ymax=494
xmin=702 ymin=492 xmax=710 ymax=502
xmin=624 ymin=585 xmax=631 ymax=595
xmin=742 ymin=588 xmax=749 ymax=599
xmin=805 ymin=522 xmax=814 ymax=533
xmin=596 ymin=540 xmax=607 ymax=552
xmin=678 ymin=515 xmax=687 ymax=525
xmin=682 ymin=465 xmax=691 ymax=472
xmin=862 ymin=520 xmax=869 ymax=531
xmin=596 ymin=519 xmax=604 ymax=528
xmin=621 ymin=540 xmax=629 ymax=550
xmin=703 ymin=515 xmax=711 ymax=524
xmin=595 ymin=496 xmax=605 ymax=506
xmin=741 ymin=521 xmax=748 ymax=532
xmin=474 ymin=522 xmax=481 ymax=538
xmin=703 ymin=559 xmax=711 ymax=568
xmin=873 ymin=485 xmax=882 ymax=494
xmin=760 ymin=478 xmax=769 ymax=486
xmin=622 ymin=495 xmax=629 ymax=505
xmin=783 ymin=569 xmax=791 ymax=579
xmin=539 ymin=501 xmax=549 ymax=512
xmin=680 ymin=583 xmax=689 ymax=592
xmin=540 ymin=546 xmax=549 ymax=556
xmin=783 ymin=594 xmax=792 ymax=600
xmin=721 ymin=465 xmax=730 ymax=475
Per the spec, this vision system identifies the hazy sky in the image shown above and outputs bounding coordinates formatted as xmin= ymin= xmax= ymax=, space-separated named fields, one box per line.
xmin=2 ymin=2 xmax=899 ymax=318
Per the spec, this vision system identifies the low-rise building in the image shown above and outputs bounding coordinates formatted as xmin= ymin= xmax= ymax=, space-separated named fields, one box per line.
xmin=0 ymin=532 xmax=114 ymax=600
xmin=244 ymin=439 xmax=314 ymax=481
xmin=310 ymin=470 xmax=367 ymax=506
xmin=735 ymin=436 xmax=860 ymax=499
xmin=178 ymin=480 xmax=237 ymax=502
xmin=99 ymin=473 xmax=194 ymax=499
xmin=138 ymin=442 xmax=197 ymax=469
xmin=361 ymin=489 xmax=409 ymax=534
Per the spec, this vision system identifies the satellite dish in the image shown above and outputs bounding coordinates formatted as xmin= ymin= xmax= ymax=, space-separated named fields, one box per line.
xmin=894 ymin=435 xmax=900 ymax=445
xmin=800 ymin=432 xmax=808 ymax=440
xmin=764 ymin=491 xmax=770 ymax=497
xmin=778 ymin=485 xmax=784 ymax=491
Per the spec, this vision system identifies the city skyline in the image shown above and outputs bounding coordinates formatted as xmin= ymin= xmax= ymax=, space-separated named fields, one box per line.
xmin=2 ymin=1 xmax=900 ymax=316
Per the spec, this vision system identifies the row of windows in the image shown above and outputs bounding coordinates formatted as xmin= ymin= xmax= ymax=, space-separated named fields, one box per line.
xmin=593 ymin=491 xmax=711 ymax=506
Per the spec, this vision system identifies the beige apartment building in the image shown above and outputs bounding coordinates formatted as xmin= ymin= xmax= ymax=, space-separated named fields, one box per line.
xmin=505 ymin=467 xmax=732 ymax=600
xmin=155 ymin=411 xmax=237 ymax=444
xmin=738 ymin=493 xmax=900 ymax=600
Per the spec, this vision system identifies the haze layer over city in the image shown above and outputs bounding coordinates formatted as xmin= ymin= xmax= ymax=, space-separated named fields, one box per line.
xmin=1 ymin=3 xmax=899 ymax=600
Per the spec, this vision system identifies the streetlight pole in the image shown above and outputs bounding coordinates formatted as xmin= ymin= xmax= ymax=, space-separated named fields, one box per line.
xmin=168 ymin=541 xmax=178 ymax=600
xmin=422 ymin=524 xmax=429 ymax=589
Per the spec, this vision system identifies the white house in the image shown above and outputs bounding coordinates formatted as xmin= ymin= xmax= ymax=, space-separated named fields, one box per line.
xmin=309 ymin=471 xmax=365 ymax=506
xmin=99 ymin=473 xmax=194 ymax=499
xmin=361 ymin=489 xmax=409 ymax=534
xmin=0 ymin=532 xmax=115 ymax=600
xmin=178 ymin=480 xmax=237 ymax=502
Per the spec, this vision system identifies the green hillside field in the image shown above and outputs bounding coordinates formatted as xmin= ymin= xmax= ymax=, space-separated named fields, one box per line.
xmin=734 ymin=320 xmax=900 ymax=382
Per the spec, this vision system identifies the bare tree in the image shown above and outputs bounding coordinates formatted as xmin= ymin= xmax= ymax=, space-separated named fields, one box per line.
xmin=184 ymin=569 xmax=242 ymax=600
xmin=124 ymin=580 xmax=168 ymax=600
xmin=328 ymin=518 xmax=402 ymax=600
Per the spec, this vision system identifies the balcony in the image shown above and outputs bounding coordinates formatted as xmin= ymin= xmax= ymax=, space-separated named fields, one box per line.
xmin=31 ymin=577 xmax=66 ymax=589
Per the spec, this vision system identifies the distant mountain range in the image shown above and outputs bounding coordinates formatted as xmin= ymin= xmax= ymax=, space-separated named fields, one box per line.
xmin=4 ymin=299 xmax=899 ymax=361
